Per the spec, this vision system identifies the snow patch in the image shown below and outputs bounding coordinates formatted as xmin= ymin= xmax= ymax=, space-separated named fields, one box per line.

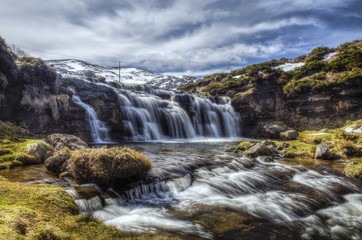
xmin=345 ymin=125 xmax=362 ymax=133
xmin=309 ymin=133 xmax=328 ymax=136
xmin=273 ymin=62 xmax=305 ymax=72
xmin=323 ymin=52 xmax=337 ymax=61
xmin=233 ymin=75 xmax=241 ymax=79
xmin=46 ymin=59 xmax=196 ymax=89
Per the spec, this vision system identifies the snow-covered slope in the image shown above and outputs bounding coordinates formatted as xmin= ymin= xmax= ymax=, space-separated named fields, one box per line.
xmin=46 ymin=59 xmax=196 ymax=89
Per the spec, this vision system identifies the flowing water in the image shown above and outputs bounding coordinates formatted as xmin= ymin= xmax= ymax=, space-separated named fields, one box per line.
xmin=69 ymin=89 xmax=112 ymax=144
xmin=95 ymin=82 xmax=241 ymax=141
xmin=6 ymin=141 xmax=361 ymax=240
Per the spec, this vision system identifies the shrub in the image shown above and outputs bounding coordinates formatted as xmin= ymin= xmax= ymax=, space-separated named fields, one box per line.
xmin=69 ymin=146 xmax=152 ymax=186
xmin=306 ymin=46 xmax=331 ymax=62
xmin=328 ymin=47 xmax=362 ymax=72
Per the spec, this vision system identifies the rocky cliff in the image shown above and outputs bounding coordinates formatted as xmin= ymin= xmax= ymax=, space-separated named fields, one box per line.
xmin=178 ymin=41 xmax=362 ymax=137
xmin=0 ymin=37 xmax=124 ymax=141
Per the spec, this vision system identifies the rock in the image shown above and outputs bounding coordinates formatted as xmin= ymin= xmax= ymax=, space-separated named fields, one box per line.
xmin=280 ymin=130 xmax=299 ymax=140
xmin=25 ymin=141 xmax=54 ymax=164
xmin=315 ymin=142 xmax=340 ymax=160
xmin=47 ymin=134 xmax=88 ymax=151
xmin=277 ymin=142 xmax=290 ymax=150
xmin=44 ymin=151 xmax=72 ymax=173
xmin=258 ymin=156 xmax=274 ymax=162
xmin=234 ymin=141 xmax=255 ymax=153
xmin=68 ymin=146 xmax=152 ymax=187
xmin=315 ymin=142 xmax=330 ymax=159
xmin=243 ymin=140 xmax=277 ymax=157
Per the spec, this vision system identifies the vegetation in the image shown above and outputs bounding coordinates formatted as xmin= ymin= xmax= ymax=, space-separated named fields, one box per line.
xmin=69 ymin=146 xmax=152 ymax=186
xmin=178 ymin=40 xmax=362 ymax=98
xmin=0 ymin=121 xmax=46 ymax=169
xmin=233 ymin=119 xmax=362 ymax=178
xmin=0 ymin=177 xmax=179 ymax=240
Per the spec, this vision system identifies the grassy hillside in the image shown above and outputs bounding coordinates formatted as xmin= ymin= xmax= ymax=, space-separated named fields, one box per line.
xmin=178 ymin=40 xmax=362 ymax=97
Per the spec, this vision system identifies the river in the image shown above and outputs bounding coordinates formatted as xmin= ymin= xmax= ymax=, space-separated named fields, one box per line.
xmin=2 ymin=140 xmax=362 ymax=240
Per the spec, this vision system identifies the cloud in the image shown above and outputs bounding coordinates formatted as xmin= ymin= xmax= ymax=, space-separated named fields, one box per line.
xmin=0 ymin=0 xmax=361 ymax=76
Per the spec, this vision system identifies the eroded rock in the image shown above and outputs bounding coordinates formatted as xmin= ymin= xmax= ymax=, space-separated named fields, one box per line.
xmin=47 ymin=134 xmax=88 ymax=151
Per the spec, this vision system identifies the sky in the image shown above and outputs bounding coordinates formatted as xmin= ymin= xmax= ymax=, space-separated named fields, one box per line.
xmin=0 ymin=0 xmax=361 ymax=77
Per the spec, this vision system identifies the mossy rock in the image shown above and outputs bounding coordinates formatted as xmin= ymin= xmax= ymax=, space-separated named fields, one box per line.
xmin=25 ymin=141 xmax=54 ymax=163
xmin=69 ymin=146 xmax=152 ymax=187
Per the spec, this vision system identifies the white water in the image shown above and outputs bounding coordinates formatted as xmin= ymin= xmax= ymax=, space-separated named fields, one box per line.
xmin=70 ymin=90 xmax=112 ymax=143
xmin=114 ymin=86 xmax=241 ymax=141
xmin=69 ymin=142 xmax=362 ymax=239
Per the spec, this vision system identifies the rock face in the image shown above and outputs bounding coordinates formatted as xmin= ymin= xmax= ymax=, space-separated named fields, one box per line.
xmin=0 ymin=38 xmax=125 ymax=142
xmin=47 ymin=134 xmax=88 ymax=151
xmin=232 ymin=76 xmax=362 ymax=137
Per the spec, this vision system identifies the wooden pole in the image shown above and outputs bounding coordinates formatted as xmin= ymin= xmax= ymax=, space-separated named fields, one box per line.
xmin=118 ymin=61 xmax=121 ymax=82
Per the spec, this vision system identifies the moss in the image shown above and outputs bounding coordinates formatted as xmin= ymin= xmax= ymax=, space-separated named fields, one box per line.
xmin=344 ymin=158 xmax=362 ymax=179
xmin=234 ymin=141 xmax=255 ymax=153
xmin=0 ymin=139 xmax=44 ymax=168
xmin=69 ymin=146 xmax=152 ymax=186
xmin=0 ymin=179 xmax=179 ymax=239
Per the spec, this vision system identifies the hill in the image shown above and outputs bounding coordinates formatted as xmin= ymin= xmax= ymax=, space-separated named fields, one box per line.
xmin=46 ymin=59 xmax=196 ymax=89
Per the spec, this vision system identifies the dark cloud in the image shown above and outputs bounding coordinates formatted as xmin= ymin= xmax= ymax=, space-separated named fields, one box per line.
xmin=0 ymin=0 xmax=360 ymax=77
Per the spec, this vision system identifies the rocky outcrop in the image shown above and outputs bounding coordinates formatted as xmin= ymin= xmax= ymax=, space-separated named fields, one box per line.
xmin=0 ymin=38 xmax=126 ymax=142
xmin=45 ymin=151 xmax=72 ymax=173
xmin=232 ymin=76 xmax=362 ymax=137
xmin=47 ymin=134 xmax=88 ymax=151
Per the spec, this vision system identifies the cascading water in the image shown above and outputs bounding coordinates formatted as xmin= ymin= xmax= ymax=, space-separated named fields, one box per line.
xmin=112 ymin=83 xmax=241 ymax=141
xmin=68 ymin=142 xmax=362 ymax=240
xmin=69 ymin=88 xmax=112 ymax=143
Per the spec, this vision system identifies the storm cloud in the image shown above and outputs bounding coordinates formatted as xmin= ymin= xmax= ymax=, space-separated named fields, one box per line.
xmin=0 ymin=0 xmax=361 ymax=77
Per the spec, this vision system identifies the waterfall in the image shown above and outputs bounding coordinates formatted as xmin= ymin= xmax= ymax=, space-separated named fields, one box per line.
xmin=69 ymin=88 xmax=112 ymax=143
xmin=114 ymin=86 xmax=241 ymax=141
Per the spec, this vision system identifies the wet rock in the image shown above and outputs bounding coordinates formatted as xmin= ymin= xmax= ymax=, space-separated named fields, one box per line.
xmin=25 ymin=141 xmax=54 ymax=164
xmin=243 ymin=140 xmax=277 ymax=157
xmin=46 ymin=134 xmax=88 ymax=151
xmin=280 ymin=130 xmax=299 ymax=140
xmin=258 ymin=156 xmax=274 ymax=162
xmin=44 ymin=151 xmax=72 ymax=173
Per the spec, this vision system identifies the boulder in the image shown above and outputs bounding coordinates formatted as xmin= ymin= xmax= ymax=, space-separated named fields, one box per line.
xmin=68 ymin=146 xmax=152 ymax=187
xmin=243 ymin=140 xmax=277 ymax=157
xmin=280 ymin=130 xmax=299 ymax=140
xmin=25 ymin=141 xmax=54 ymax=164
xmin=44 ymin=151 xmax=72 ymax=173
xmin=47 ymin=134 xmax=88 ymax=151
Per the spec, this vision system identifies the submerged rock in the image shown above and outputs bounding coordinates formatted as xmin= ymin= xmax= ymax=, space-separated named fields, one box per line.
xmin=47 ymin=134 xmax=88 ymax=151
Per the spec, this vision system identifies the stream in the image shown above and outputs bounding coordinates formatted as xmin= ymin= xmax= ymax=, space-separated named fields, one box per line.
xmin=2 ymin=140 xmax=362 ymax=240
